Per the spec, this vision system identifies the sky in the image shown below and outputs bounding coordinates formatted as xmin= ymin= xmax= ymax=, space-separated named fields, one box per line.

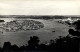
xmin=0 ymin=0 xmax=80 ymax=15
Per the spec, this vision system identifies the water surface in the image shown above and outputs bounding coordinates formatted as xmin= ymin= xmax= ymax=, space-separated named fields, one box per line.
xmin=0 ymin=18 xmax=69 ymax=47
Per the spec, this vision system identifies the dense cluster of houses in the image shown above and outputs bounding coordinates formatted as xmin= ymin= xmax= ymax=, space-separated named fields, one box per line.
xmin=2 ymin=20 xmax=44 ymax=32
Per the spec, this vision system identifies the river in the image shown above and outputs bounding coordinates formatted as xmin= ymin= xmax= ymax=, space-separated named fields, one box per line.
xmin=0 ymin=18 xmax=70 ymax=47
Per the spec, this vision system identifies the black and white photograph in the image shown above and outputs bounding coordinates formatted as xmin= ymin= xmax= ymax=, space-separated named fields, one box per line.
xmin=0 ymin=0 xmax=80 ymax=52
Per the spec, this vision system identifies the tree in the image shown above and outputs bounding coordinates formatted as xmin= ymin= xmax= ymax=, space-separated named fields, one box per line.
xmin=73 ymin=20 xmax=80 ymax=31
xmin=3 ymin=42 xmax=11 ymax=50
xmin=11 ymin=44 xmax=19 ymax=51
xmin=3 ymin=42 xmax=11 ymax=52
xmin=28 ymin=36 xmax=40 ymax=50
xmin=68 ymin=29 xmax=74 ymax=35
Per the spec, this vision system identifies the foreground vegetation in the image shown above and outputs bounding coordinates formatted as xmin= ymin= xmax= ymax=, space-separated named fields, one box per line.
xmin=0 ymin=34 xmax=79 ymax=52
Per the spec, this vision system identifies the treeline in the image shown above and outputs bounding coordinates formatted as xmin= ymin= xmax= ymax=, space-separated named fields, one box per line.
xmin=0 ymin=15 xmax=80 ymax=19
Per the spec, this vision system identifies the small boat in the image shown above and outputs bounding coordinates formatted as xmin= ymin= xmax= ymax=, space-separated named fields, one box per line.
xmin=52 ymin=30 xmax=55 ymax=32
